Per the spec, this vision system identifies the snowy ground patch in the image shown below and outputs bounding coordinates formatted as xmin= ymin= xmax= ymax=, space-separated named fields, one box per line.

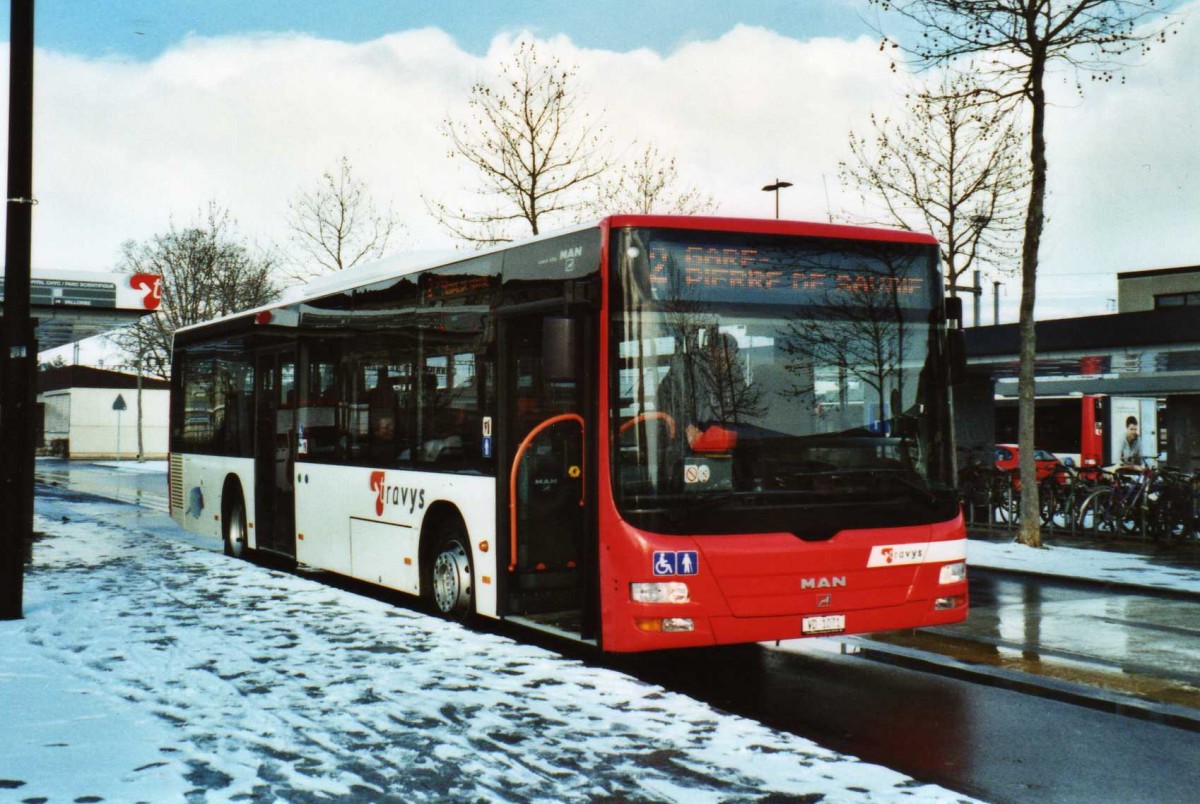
xmin=1 ymin=495 xmax=975 ymax=802
xmin=90 ymin=459 xmax=170 ymax=474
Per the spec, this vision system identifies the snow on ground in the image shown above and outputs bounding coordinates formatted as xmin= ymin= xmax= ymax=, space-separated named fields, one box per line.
xmin=968 ymin=539 xmax=1200 ymax=595
xmin=91 ymin=459 xmax=169 ymax=474
xmin=1 ymin=492 xmax=975 ymax=803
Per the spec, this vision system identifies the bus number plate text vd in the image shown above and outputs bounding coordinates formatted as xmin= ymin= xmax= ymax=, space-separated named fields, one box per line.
xmin=802 ymin=614 xmax=846 ymax=635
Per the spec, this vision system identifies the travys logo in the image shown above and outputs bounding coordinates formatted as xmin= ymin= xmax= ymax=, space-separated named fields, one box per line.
xmin=867 ymin=542 xmax=929 ymax=568
xmin=369 ymin=471 xmax=426 ymax=517
xmin=129 ymin=273 xmax=162 ymax=310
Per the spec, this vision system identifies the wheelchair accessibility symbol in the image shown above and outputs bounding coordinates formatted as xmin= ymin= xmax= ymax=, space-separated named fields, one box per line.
xmin=652 ymin=550 xmax=699 ymax=576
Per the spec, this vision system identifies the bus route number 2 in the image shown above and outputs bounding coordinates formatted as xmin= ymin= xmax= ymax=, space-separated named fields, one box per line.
xmin=652 ymin=550 xmax=699 ymax=577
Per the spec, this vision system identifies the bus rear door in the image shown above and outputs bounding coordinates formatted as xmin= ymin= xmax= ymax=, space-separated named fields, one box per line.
xmin=254 ymin=348 xmax=298 ymax=557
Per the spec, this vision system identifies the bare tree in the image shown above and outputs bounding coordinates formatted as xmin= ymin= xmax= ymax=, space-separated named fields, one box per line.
xmin=871 ymin=0 xmax=1180 ymax=547
xmin=286 ymin=156 xmax=401 ymax=281
xmin=840 ymin=74 xmax=1029 ymax=300
xmin=780 ymin=246 xmax=919 ymax=427
xmin=108 ymin=202 xmax=281 ymax=380
xmin=600 ymin=144 xmax=717 ymax=215
xmin=427 ymin=40 xmax=612 ymax=246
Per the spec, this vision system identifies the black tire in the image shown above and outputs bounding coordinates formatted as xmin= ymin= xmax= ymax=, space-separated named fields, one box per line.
xmin=1116 ymin=497 xmax=1142 ymax=536
xmin=1039 ymin=479 xmax=1060 ymax=528
xmin=224 ymin=490 xmax=250 ymax=559
xmin=995 ymin=484 xmax=1020 ymax=526
xmin=425 ymin=517 xmax=474 ymax=620
xmin=1077 ymin=488 xmax=1115 ymax=537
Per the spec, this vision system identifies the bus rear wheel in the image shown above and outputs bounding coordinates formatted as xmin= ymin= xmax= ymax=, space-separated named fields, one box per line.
xmin=428 ymin=521 xmax=473 ymax=619
xmin=224 ymin=493 xmax=249 ymax=559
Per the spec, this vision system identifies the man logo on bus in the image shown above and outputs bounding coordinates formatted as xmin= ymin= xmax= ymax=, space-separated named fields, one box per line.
xmin=369 ymin=471 xmax=427 ymax=517
xmin=800 ymin=576 xmax=846 ymax=590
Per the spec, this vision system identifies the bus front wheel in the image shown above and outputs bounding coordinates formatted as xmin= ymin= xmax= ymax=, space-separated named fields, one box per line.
xmin=224 ymin=491 xmax=249 ymax=559
xmin=428 ymin=520 xmax=473 ymax=619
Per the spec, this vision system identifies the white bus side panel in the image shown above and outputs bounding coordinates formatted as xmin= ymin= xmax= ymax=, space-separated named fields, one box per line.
xmin=294 ymin=463 xmax=498 ymax=618
xmin=170 ymin=454 xmax=256 ymax=547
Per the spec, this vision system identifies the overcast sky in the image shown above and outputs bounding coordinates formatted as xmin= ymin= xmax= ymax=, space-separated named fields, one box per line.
xmin=3 ymin=0 xmax=1198 ymax=347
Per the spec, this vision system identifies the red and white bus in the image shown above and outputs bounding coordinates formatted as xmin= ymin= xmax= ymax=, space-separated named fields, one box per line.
xmin=995 ymin=394 xmax=1159 ymax=470
xmin=169 ymin=215 xmax=968 ymax=652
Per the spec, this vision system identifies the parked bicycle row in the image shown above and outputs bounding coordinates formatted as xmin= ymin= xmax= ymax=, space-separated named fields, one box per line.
xmin=958 ymin=445 xmax=1200 ymax=544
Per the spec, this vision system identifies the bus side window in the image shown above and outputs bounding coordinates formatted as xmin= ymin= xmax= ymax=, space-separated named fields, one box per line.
xmin=300 ymin=355 xmax=339 ymax=460
xmin=367 ymin=369 xmax=398 ymax=463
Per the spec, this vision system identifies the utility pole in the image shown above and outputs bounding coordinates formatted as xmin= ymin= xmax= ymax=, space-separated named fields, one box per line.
xmin=1 ymin=0 xmax=36 ymax=620
xmin=948 ymin=271 xmax=983 ymax=327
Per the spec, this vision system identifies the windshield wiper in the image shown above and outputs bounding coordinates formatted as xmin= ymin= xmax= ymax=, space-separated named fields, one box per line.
xmin=767 ymin=467 xmax=937 ymax=505
xmin=825 ymin=468 xmax=937 ymax=505
xmin=667 ymin=489 xmax=822 ymax=517
xmin=666 ymin=491 xmax=739 ymax=519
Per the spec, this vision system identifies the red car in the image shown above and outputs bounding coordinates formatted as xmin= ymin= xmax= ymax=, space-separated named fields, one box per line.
xmin=995 ymin=444 xmax=1065 ymax=488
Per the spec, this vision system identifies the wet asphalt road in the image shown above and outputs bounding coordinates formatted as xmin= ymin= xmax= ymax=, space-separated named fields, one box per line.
xmin=34 ymin=459 xmax=1200 ymax=802
xmin=616 ymin=569 xmax=1200 ymax=802
xmin=618 ymin=639 xmax=1200 ymax=804
xmin=35 ymin=458 xmax=170 ymax=513
xmin=874 ymin=569 xmax=1200 ymax=712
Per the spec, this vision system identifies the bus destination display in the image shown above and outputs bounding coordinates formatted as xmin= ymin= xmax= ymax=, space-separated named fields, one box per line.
xmin=646 ymin=243 xmax=928 ymax=305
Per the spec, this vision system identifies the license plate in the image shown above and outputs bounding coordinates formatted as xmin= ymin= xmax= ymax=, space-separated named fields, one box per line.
xmin=802 ymin=614 xmax=846 ymax=635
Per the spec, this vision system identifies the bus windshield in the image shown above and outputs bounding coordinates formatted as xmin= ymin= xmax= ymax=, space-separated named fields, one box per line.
xmin=609 ymin=226 xmax=957 ymax=536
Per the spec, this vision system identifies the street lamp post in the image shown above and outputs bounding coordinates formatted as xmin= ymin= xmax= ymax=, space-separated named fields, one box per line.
xmin=761 ymin=179 xmax=792 ymax=220
xmin=1 ymin=0 xmax=36 ymax=621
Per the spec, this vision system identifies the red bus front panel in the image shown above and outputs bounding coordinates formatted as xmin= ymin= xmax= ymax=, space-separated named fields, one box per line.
xmin=599 ymin=514 xmax=967 ymax=653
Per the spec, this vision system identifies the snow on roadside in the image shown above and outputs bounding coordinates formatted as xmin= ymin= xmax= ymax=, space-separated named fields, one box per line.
xmin=1 ymin=498 xmax=976 ymax=803
xmin=90 ymin=459 xmax=169 ymax=474
xmin=968 ymin=539 xmax=1200 ymax=595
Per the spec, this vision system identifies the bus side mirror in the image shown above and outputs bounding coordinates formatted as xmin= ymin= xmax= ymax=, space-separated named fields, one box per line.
xmin=944 ymin=296 xmax=963 ymax=328
xmin=543 ymin=317 xmax=579 ymax=382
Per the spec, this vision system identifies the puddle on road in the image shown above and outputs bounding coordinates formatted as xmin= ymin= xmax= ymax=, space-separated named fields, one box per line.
xmin=869 ymin=629 xmax=1200 ymax=711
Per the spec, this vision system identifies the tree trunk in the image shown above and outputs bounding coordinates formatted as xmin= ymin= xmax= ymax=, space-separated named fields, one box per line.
xmin=1017 ymin=55 xmax=1048 ymax=549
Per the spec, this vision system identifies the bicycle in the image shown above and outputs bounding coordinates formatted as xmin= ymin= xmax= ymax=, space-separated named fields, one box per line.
xmin=1146 ymin=465 xmax=1195 ymax=542
xmin=1076 ymin=466 xmax=1154 ymax=538
xmin=991 ymin=467 xmax=1021 ymax=527
xmin=1043 ymin=461 xmax=1103 ymax=532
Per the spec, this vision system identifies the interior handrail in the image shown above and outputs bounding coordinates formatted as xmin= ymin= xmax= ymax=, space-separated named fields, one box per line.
xmin=508 ymin=413 xmax=585 ymax=573
xmin=617 ymin=411 xmax=677 ymax=439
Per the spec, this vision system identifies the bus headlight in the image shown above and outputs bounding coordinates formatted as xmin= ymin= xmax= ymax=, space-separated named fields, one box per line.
xmin=939 ymin=561 xmax=967 ymax=585
xmin=630 ymin=582 xmax=690 ymax=604
xmin=635 ymin=617 xmax=695 ymax=632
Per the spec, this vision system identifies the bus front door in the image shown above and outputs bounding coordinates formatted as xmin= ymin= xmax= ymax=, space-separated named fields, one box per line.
xmin=501 ymin=313 xmax=593 ymax=639
xmin=255 ymin=350 xmax=297 ymax=557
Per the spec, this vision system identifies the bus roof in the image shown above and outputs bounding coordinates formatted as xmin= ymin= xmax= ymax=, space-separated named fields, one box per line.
xmin=603 ymin=214 xmax=938 ymax=246
xmin=174 ymin=215 xmax=938 ymax=337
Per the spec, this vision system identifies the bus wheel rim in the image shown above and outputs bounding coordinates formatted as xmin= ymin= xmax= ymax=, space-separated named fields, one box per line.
xmin=433 ymin=542 xmax=471 ymax=614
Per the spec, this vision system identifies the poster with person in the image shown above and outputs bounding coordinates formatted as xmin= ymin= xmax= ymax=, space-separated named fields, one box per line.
xmin=1109 ymin=397 xmax=1156 ymax=467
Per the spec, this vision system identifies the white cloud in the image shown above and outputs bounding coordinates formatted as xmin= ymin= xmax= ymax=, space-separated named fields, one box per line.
xmin=4 ymin=25 xmax=910 ymax=277
xmin=1041 ymin=3 xmax=1200 ymax=277
xmin=1007 ymin=1 xmax=1200 ymax=320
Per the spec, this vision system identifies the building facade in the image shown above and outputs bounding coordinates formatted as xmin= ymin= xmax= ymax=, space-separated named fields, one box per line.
xmin=38 ymin=366 xmax=170 ymax=459
xmin=1117 ymin=265 xmax=1200 ymax=313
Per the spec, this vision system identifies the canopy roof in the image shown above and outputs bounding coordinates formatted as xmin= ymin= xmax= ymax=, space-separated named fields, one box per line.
xmin=1 ymin=269 xmax=161 ymax=350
